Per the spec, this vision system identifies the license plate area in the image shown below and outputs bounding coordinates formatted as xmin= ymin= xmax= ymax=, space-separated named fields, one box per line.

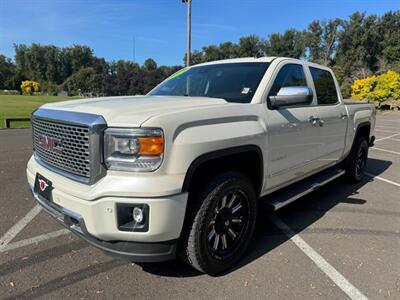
xmin=34 ymin=173 xmax=53 ymax=202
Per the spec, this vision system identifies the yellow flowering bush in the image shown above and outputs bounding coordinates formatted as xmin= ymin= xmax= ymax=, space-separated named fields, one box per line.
xmin=21 ymin=80 xmax=41 ymax=94
xmin=352 ymin=71 xmax=400 ymax=103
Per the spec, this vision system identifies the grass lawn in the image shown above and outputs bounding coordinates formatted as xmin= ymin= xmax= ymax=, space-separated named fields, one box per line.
xmin=0 ymin=94 xmax=80 ymax=128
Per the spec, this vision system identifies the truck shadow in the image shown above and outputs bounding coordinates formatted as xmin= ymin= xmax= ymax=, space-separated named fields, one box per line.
xmin=139 ymin=157 xmax=393 ymax=277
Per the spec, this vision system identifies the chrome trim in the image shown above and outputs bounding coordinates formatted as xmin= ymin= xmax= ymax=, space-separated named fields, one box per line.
xmin=34 ymin=154 xmax=90 ymax=184
xmin=32 ymin=108 xmax=107 ymax=185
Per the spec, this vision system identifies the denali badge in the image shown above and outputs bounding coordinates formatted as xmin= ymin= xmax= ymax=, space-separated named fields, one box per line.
xmin=38 ymin=178 xmax=48 ymax=192
xmin=38 ymin=134 xmax=63 ymax=154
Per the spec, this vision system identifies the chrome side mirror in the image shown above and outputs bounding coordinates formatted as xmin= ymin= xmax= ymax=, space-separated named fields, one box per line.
xmin=269 ymin=86 xmax=313 ymax=108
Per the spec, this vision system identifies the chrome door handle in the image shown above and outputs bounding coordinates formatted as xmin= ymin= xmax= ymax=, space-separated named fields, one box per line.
xmin=309 ymin=116 xmax=319 ymax=126
xmin=340 ymin=113 xmax=348 ymax=120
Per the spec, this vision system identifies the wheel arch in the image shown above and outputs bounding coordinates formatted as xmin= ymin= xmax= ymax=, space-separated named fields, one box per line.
xmin=181 ymin=145 xmax=264 ymax=197
xmin=352 ymin=122 xmax=371 ymax=150
xmin=343 ymin=121 xmax=371 ymax=162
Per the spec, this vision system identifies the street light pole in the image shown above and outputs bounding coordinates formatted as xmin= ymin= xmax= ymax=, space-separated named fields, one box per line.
xmin=183 ymin=0 xmax=192 ymax=66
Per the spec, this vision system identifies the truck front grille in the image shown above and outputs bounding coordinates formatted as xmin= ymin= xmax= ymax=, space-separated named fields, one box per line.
xmin=31 ymin=108 xmax=107 ymax=184
xmin=32 ymin=118 xmax=91 ymax=178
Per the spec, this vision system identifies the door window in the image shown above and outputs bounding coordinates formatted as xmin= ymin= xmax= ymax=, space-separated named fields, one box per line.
xmin=269 ymin=64 xmax=307 ymax=96
xmin=309 ymin=67 xmax=339 ymax=105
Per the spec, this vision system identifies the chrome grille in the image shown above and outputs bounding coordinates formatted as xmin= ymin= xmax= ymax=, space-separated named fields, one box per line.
xmin=32 ymin=118 xmax=91 ymax=178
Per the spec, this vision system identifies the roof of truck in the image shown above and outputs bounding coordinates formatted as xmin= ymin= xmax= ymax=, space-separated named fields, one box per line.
xmin=192 ymin=56 xmax=332 ymax=72
xmin=192 ymin=56 xmax=301 ymax=67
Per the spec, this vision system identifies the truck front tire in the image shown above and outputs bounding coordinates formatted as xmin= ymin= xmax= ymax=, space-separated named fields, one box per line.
xmin=178 ymin=171 xmax=257 ymax=275
xmin=343 ymin=136 xmax=369 ymax=182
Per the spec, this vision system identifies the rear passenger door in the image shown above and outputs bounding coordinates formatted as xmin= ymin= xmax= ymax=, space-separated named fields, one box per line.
xmin=308 ymin=66 xmax=348 ymax=168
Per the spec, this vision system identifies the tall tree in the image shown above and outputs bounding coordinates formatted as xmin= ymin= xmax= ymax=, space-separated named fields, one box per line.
xmin=0 ymin=55 xmax=17 ymax=90
xmin=265 ymin=29 xmax=306 ymax=58
xmin=143 ymin=58 xmax=157 ymax=71
xmin=236 ymin=35 xmax=265 ymax=57
xmin=377 ymin=11 xmax=400 ymax=70
xmin=306 ymin=20 xmax=324 ymax=62
xmin=320 ymin=18 xmax=343 ymax=65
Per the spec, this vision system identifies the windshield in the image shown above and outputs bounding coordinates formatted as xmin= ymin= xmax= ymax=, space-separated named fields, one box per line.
xmin=148 ymin=62 xmax=270 ymax=103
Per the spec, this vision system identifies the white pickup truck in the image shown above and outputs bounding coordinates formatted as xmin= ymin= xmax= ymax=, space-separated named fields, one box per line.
xmin=27 ymin=57 xmax=375 ymax=274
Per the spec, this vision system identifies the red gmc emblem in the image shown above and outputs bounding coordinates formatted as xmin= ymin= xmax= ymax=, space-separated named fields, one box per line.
xmin=38 ymin=179 xmax=48 ymax=192
xmin=38 ymin=134 xmax=63 ymax=154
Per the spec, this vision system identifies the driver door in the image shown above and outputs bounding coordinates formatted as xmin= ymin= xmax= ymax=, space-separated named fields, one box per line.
xmin=265 ymin=62 xmax=322 ymax=190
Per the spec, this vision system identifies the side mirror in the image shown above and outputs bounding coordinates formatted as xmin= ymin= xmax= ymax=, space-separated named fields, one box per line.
xmin=269 ymin=86 xmax=313 ymax=108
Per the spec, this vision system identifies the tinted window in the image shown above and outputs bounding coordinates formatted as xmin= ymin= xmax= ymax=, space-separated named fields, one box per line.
xmin=269 ymin=64 xmax=307 ymax=96
xmin=310 ymin=67 xmax=338 ymax=105
xmin=149 ymin=63 xmax=269 ymax=103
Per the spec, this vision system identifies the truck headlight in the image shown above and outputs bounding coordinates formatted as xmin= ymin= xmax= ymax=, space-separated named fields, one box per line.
xmin=104 ymin=128 xmax=164 ymax=172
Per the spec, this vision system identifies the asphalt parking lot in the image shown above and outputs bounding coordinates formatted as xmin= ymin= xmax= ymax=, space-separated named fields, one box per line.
xmin=0 ymin=112 xmax=399 ymax=299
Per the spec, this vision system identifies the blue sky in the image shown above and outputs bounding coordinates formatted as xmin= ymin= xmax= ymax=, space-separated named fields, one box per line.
xmin=0 ymin=0 xmax=399 ymax=66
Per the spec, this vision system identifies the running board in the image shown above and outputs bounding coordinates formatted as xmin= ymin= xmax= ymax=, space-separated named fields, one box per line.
xmin=262 ymin=167 xmax=345 ymax=211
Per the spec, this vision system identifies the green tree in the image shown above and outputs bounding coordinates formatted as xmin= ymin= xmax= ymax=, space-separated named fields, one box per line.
xmin=143 ymin=58 xmax=157 ymax=71
xmin=61 ymin=67 xmax=102 ymax=95
xmin=236 ymin=35 xmax=265 ymax=57
xmin=0 ymin=55 xmax=16 ymax=90
xmin=377 ymin=11 xmax=400 ymax=68
xmin=265 ymin=29 xmax=306 ymax=58
xmin=306 ymin=20 xmax=324 ymax=62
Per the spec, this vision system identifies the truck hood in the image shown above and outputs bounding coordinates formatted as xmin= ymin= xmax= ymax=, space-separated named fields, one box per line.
xmin=41 ymin=96 xmax=228 ymax=127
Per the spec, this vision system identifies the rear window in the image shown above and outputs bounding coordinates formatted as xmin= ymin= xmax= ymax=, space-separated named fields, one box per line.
xmin=309 ymin=67 xmax=339 ymax=105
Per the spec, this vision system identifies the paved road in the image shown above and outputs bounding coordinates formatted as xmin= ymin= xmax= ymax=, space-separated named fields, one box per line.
xmin=0 ymin=112 xmax=399 ymax=299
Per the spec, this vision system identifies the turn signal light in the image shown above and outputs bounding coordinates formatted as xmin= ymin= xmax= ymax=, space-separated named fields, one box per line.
xmin=138 ymin=136 xmax=164 ymax=155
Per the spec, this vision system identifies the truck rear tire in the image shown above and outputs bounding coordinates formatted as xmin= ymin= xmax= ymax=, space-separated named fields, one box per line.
xmin=343 ymin=136 xmax=369 ymax=183
xmin=178 ymin=171 xmax=257 ymax=275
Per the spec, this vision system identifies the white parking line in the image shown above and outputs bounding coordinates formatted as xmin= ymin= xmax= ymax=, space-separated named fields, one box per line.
xmin=376 ymin=119 xmax=400 ymax=124
xmin=366 ymin=173 xmax=400 ymax=188
xmin=371 ymin=147 xmax=400 ymax=156
xmin=375 ymin=125 xmax=398 ymax=129
xmin=374 ymin=129 xmax=399 ymax=134
xmin=0 ymin=229 xmax=70 ymax=253
xmin=272 ymin=216 xmax=368 ymax=300
xmin=0 ymin=205 xmax=41 ymax=248
xmin=374 ymin=133 xmax=400 ymax=142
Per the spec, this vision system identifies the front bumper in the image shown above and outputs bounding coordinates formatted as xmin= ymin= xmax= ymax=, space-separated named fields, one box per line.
xmin=30 ymin=187 xmax=177 ymax=262
xmin=27 ymin=157 xmax=188 ymax=262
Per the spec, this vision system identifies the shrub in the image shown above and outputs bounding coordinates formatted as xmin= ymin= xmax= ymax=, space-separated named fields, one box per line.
xmin=21 ymin=80 xmax=41 ymax=94
xmin=41 ymin=81 xmax=59 ymax=96
xmin=352 ymin=70 xmax=400 ymax=103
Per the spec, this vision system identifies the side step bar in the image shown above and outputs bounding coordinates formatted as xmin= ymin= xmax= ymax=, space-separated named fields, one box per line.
xmin=261 ymin=167 xmax=345 ymax=211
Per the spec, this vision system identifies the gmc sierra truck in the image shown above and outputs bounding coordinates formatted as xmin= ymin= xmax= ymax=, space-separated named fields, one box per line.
xmin=27 ymin=57 xmax=375 ymax=275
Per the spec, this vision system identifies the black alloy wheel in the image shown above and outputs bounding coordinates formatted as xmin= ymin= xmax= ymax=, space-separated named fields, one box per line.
xmin=206 ymin=190 xmax=249 ymax=259
xmin=343 ymin=136 xmax=369 ymax=183
xmin=179 ymin=171 xmax=257 ymax=275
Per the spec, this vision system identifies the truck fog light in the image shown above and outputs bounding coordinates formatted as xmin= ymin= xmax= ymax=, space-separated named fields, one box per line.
xmin=133 ymin=207 xmax=144 ymax=223
xmin=117 ymin=204 xmax=149 ymax=232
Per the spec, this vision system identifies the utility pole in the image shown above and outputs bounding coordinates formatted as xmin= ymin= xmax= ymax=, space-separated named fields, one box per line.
xmin=182 ymin=0 xmax=191 ymax=66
